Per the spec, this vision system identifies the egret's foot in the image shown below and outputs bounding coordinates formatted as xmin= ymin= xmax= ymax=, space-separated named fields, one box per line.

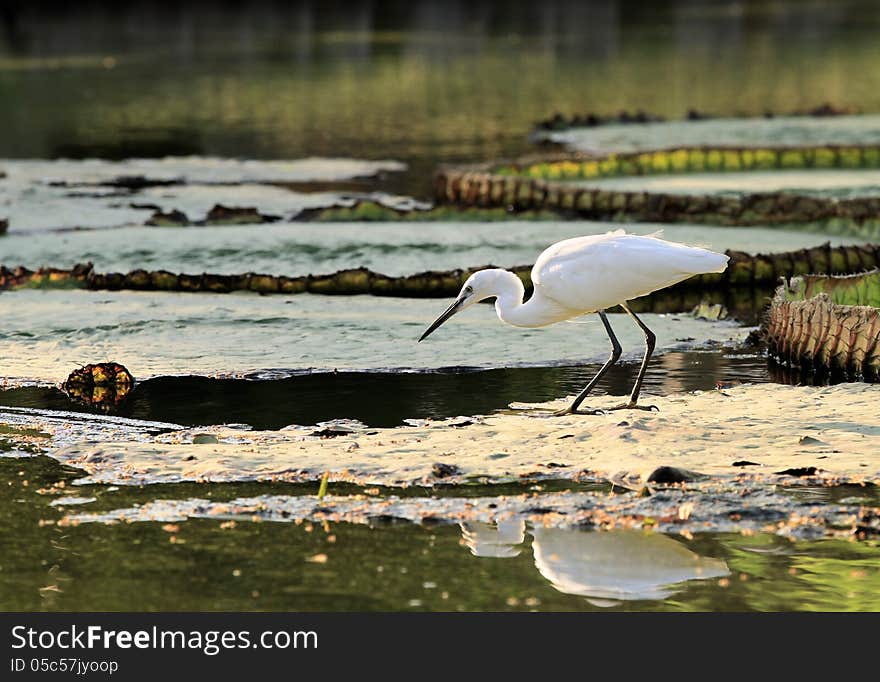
xmin=552 ymin=406 xmax=605 ymax=416
xmin=605 ymin=402 xmax=659 ymax=412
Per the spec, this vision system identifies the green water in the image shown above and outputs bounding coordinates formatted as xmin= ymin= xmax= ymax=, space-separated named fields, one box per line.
xmin=2 ymin=457 xmax=879 ymax=612
xmin=3 ymin=1 xmax=880 ymax=195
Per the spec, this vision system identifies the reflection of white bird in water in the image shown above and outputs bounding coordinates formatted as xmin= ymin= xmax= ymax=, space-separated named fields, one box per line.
xmin=461 ymin=522 xmax=728 ymax=606
xmin=529 ymin=527 xmax=728 ymax=606
xmin=419 ymin=230 xmax=729 ymax=414
xmin=460 ymin=519 xmax=526 ymax=558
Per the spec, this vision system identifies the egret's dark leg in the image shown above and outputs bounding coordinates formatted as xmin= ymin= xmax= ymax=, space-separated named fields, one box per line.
xmin=607 ymin=302 xmax=658 ymax=412
xmin=555 ymin=311 xmax=621 ymax=415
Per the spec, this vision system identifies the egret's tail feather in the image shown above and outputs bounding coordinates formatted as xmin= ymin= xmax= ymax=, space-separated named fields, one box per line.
xmin=710 ymin=252 xmax=730 ymax=274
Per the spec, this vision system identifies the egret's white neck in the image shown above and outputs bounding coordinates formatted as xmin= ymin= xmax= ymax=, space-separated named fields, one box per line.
xmin=490 ymin=271 xmax=572 ymax=328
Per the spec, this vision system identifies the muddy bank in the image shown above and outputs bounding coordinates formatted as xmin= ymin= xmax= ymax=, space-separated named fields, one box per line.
xmin=55 ymin=481 xmax=880 ymax=541
xmin=4 ymin=383 xmax=874 ymax=488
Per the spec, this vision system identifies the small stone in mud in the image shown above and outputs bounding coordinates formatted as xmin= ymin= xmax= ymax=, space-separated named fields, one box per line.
xmin=798 ymin=436 xmax=826 ymax=446
xmin=732 ymin=460 xmax=761 ymax=467
xmin=544 ymin=462 xmax=569 ymax=468
xmin=647 ymin=466 xmax=703 ymax=484
xmin=431 ymin=462 xmax=460 ymax=478
xmin=716 ymin=380 xmax=746 ymax=390
xmin=192 ymin=434 xmax=219 ymax=444
xmin=774 ymin=466 xmax=819 ymax=477
xmin=310 ymin=427 xmax=353 ymax=439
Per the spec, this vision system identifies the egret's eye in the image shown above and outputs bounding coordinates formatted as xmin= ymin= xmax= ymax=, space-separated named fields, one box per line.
xmin=465 ymin=286 xmax=473 ymax=294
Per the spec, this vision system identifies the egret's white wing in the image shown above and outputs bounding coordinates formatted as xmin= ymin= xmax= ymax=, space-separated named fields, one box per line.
xmin=532 ymin=231 xmax=728 ymax=313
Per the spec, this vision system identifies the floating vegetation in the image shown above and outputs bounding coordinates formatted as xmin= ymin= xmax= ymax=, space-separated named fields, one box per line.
xmin=296 ymin=200 xmax=560 ymax=222
xmin=533 ymin=103 xmax=856 ymax=132
xmin=139 ymin=203 xmax=284 ymax=226
xmin=61 ymin=362 xmax=135 ymax=410
xmin=2 ymin=243 xmax=876 ymax=311
xmin=0 ymin=157 xmax=409 ymax=232
xmin=492 ymin=145 xmax=880 ymax=181
xmin=796 ymin=269 xmax=880 ymax=307
xmin=766 ymin=271 xmax=880 ymax=378
xmin=0 ymin=423 xmax=50 ymax=456
xmin=437 ymin=145 xmax=880 ymax=236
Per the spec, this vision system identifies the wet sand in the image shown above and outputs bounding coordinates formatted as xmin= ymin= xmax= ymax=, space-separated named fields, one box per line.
xmin=26 ymin=382 xmax=878 ymax=487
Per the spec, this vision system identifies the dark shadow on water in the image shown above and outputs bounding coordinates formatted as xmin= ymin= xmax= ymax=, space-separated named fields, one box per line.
xmin=49 ymin=128 xmax=204 ymax=160
xmin=2 ymin=350 xmax=773 ymax=428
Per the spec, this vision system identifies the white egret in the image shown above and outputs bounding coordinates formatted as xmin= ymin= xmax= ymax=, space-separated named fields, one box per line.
xmin=419 ymin=229 xmax=729 ymax=414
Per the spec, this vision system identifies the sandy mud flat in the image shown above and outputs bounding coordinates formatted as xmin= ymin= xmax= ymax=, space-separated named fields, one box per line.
xmin=4 ymin=382 xmax=877 ymax=539
xmin=24 ymin=382 xmax=876 ymax=488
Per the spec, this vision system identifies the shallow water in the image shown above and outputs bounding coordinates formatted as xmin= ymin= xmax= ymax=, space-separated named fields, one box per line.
xmin=4 ymin=1 xmax=880 ymax=199
xmin=0 ymin=350 xmax=768 ymax=429
xmin=2 ymin=456 xmax=878 ymax=611
xmin=0 ymin=290 xmax=751 ymax=382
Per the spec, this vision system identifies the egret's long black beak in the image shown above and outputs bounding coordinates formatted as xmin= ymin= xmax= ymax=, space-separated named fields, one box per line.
xmin=419 ymin=296 xmax=466 ymax=342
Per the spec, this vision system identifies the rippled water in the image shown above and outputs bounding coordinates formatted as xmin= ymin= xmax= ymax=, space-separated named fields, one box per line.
xmin=0 ymin=290 xmax=751 ymax=382
xmin=3 ymin=456 xmax=878 ymax=611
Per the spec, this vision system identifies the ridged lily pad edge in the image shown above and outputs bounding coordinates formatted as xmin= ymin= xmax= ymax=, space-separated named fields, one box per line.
xmin=435 ymin=145 xmax=880 ymax=237
xmin=766 ymin=273 xmax=880 ymax=377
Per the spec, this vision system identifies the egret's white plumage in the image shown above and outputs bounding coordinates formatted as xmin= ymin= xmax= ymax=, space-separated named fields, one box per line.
xmin=529 ymin=229 xmax=728 ymax=318
xmin=419 ymin=229 xmax=730 ymax=414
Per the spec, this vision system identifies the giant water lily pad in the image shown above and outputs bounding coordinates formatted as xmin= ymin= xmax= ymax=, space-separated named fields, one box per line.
xmin=535 ymin=115 xmax=880 ymax=154
xmin=0 ymin=220 xmax=867 ymax=278
xmin=0 ymin=157 xmax=407 ymax=232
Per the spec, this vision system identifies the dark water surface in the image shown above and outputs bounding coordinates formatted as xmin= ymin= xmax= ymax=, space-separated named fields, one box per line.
xmin=3 ymin=1 xmax=880 ymax=196
xmin=0 ymin=351 xmax=770 ymax=428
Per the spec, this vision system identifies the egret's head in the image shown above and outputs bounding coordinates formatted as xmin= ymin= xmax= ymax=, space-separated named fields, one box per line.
xmin=418 ymin=270 xmax=503 ymax=342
